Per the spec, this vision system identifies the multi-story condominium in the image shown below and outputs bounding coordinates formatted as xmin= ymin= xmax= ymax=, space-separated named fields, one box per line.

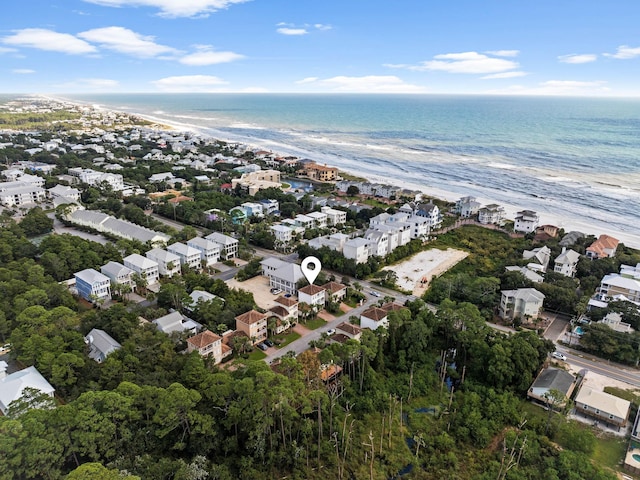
xmin=123 ymin=253 xmax=160 ymax=285
xmin=187 ymin=237 xmax=221 ymax=266
xmin=0 ymin=183 xmax=46 ymax=206
xmin=74 ymin=268 xmax=111 ymax=303
xmin=167 ymin=242 xmax=202 ymax=270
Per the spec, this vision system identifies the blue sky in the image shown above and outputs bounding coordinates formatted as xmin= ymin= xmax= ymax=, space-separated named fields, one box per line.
xmin=2 ymin=0 xmax=640 ymax=95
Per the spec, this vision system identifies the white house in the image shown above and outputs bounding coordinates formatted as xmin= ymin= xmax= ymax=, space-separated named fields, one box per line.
xmin=499 ymin=288 xmax=545 ymax=322
xmin=321 ymin=206 xmax=347 ymax=226
xmin=523 ymin=246 xmax=552 ymax=273
xmin=205 ymin=232 xmax=239 ymax=260
xmin=364 ymin=230 xmax=389 ymax=257
xmin=343 ymin=238 xmax=372 ymax=264
xmin=456 ymin=196 xmax=481 ymax=218
xmin=271 ymin=224 xmax=294 ymax=245
xmin=307 ymin=211 xmax=328 ymax=228
xmin=0 ymin=366 xmax=56 ymax=415
xmin=294 ymin=214 xmax=315 ymax=229
xmin=298 ymin=284 xmax=326 ymax=309
xmin=554 ymin=248 xmax=581 ymax=277
xmin=100 ymin=261 xmax=134 ymax=289
xmin=153 ymin=311 xmax=201 ymax=336
xmin=167 ymin=242 xmax=202 ymax=271
xmin=123 ymin=253 xmax=160 ymax=285
xmin=187 ymin=237 xmax=221 ymax=266
xmin=514 ymin=210 xmax=539 ymax=233
xmin=575 ymin=386 xmax=631 ymax=428
xmin=0 ymin=183 xmax=46 ymax=207
xmin=261 ymin=258 xmax=305 ymax=295
xmin=146 ymin=248 xmax=181 ymax=277
xmin=478 ymin=204 xmax=506 ymax=225
xmin=360 ymin=307 xmax=389 ymax=330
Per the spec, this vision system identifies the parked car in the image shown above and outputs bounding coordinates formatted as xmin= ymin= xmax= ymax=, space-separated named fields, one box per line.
xmin=263 ymin=339 xmax=274 ymax=347
xmin=551 ymin=351 xmax=567 ymax=361
xmin=257 ymin=342 xmax=268 ymax=351
xmin=270 ymin=288 xmax=283 ymax=295
xmin=326 ymin=329 xmax=336 ymax=336
xmin=370 ymin=290 xmax=381 ymax=297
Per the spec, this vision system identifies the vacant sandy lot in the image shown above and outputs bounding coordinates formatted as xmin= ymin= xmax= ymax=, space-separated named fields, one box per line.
xmin=382 ymin=248 xmax=469 ymax=295
xmin=226 ymin=275 xmax=278 ymax=310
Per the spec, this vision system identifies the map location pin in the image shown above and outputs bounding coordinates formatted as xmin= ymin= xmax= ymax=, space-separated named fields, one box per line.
xmin=300 ymin=256 xmax=321 ymax=285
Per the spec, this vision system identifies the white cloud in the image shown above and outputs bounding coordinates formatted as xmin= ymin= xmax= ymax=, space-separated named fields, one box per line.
xmin=295 ymin=77 xmax=319 ymax=84
xmin=12 ymin=69 xmax=35 ymax=74
xmin=78 ymin=27 xmax=178 ymax=58
xmin=481 ymin=71 xmax=528 ymax=79
xmin=487 ymin=80 xmax=609 ymax=96
xmin=419 ymin=52 xmax=519 ymax=74
xmin=386 ymin=51 xmax=519 ymax=74
xmin=277 ymin=28 xmax=308 ymax=36
xmin=82 ymin=0 xmax=249 ymax=18
xmin=152 ymin=75 xmax=229 ymax=92
xmin=180 ymin=46 xmax=243 ymax=65
xmin=0 ymin=47 xmax=17 ymax=54
xmin=604 ymin=45 xmax=640 ymax=60
xmin=314 ymin=24 xmax=332 ymax=31
xmin=2 ymin=28 xmax=97 ymax=55
xmin=54 ymin=78 xmax=120 ymax=89
xmin=297 ymin=75 xmax=428 ymax=93
xmin=485 ymin=50 xmax=519 ymax=57
xmin=558 ymin=54 xmax=597 ymax=64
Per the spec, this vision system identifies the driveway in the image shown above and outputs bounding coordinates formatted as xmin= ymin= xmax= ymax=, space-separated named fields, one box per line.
xmin=543 ymin=313 xmax=570 ymax=342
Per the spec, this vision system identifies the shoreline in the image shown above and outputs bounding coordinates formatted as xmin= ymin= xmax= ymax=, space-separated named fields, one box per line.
xmin=45 ymin=95 xmax=640 ymax=249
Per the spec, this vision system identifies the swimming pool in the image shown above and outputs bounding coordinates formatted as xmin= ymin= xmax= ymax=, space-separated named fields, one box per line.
xmin=574 ymin=326 xmax=585 ymax=336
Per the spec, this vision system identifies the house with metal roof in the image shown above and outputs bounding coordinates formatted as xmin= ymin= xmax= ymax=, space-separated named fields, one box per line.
xmin=85 ymin=328 xmax=121 ymax=363
xmin=527 ymin=367 xmax=576 ymax=406
xmin=74 ymin=268 xmax=111 ymax=303
xmin=0 ymin=366 xmax=55 ymax=415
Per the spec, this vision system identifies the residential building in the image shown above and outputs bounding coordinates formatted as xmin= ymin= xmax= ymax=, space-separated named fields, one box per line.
xmin=505 ymin=266 xmax=544 ymax=283
xmin=523 ymin=245 xmax=552 ymax=273
xmin=415 ymin=203 xmax=442 ymax=229
xmin=0 ymin=366 xmax=55 ymax=415
xmin=66 ymin=210 xmax=170 ymax=246
xmin=336 ymin=322 xmax=363 ymax=340
xmin=186 ymin=290 xmax=222 ymax=312
xmin=455 ymin=196 xmax=481 ymax=218
xmin=308 ymin=232 xmax=350 ymax=252
xmin=360 ymin=306 xmax=389 ymax=330
xmin=307 ymin=211 xmax=328 ymax=228
xmin=534 ymin=225 xmax=559 ymax=242
xmin=0 ymin=183 xmax=46 ymax=207
xmin=258 ymin=198 xmax=279 ymax=215
xmin=235 ymin=310 xmax=268 ymax=344
xmin=231 ymin=169 xmax=281 ymax=195
xmin=364 ymin=230 xmax=389 ymax=257
xmin=600 ymin=312 xmax=634 ymax=334
xmin=598 ymin=273 xmax=640 ymax=303
xmin=123 ymin=253 xmax=160 ymax=285
xmin=101 ymin=261 xmax=134 ymax=289
xmin=74 ymin=268 xmax=111 ymax=303
xmin=322 ymin=282 xmax=347 ymax=303
xmin=298 ymin=284 xmax=326 ymax=308
xmin=294 ymin=214 xmax=315 ymax=229
xmin=268 ymin=296 xmax=299 ymax=333
xmin=499 ymin=288 xmax=545 ymax=322
xmin=586 ymin=234 xmax=619 ymax=259
xmin=527 ymin=367 xmax=576 ymax=406
xmin=575 ymin=386 xmax=631 ymax=429
xmin=271 ymin=224 xmax=294 ymax=245
xmin=85 ymin=328 xmax=121 ymax=363
xmin=205 ymin=232 xmax=239 ymax=260
xmin=514 ymin=210 xmax=539 ymax=233
xmin=146 ymin=248 xmax=181 ymax=277
xmin=299 ymin=162 xmax=339 ymax=182
xmin=320 ymin=206 xmax=347 ymax=226
xmin=153 ymin=311 xmax=201 ymax=336
xmin=559 ymin=231 xmax=585 ymax=247
xmin=187 ymin=237 xmax=221 ymax=266
xmin=187 ymin=330 xmax=231 ymax=364
xmin=478 ymin=204 xmax=506 ymax=225
xmin=48 ymin=184 xmax=80 ymax=202
xmin=167 ymin=242 xmax=202 ymax=271
xmin=265 ymin=260 xmax=305 ymax=295
xmin=343 ymin=238 xmax=372 ymax=264
xmin=554 ymin=248 xmax=581 ymax=277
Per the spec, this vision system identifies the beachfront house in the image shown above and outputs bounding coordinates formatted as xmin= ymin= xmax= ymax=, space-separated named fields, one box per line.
xmin=586 ymin=234 xmax=619 ymax=259
xmin=456 ymin=196 xmax=482 ymax=218
xmin=514 ymin=210 xmax=539 ymax=233
xmin=478 ymin=204 xmax=506 ymax=225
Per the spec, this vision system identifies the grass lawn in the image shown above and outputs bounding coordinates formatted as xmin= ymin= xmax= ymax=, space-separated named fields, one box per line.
xmin=592 ymin=434 xmax=627 ymax=472
xmin=247 ymin=350 xmax=267 ymax=361
xmin=304 ymin=318 xmax=327 ymax=330
xmin=274 ymin=331 xmax=301 ymax=348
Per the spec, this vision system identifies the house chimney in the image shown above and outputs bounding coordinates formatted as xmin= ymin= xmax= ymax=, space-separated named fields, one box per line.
xmin=0 ymin=360 xmax=8 ymax=379
xmin=561 ymin=247 xmax=566 ymax=254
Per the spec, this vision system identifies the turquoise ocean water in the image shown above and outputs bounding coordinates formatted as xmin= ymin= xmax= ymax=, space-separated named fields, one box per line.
xmin=64 ymin=94 xmax=640 ymax=244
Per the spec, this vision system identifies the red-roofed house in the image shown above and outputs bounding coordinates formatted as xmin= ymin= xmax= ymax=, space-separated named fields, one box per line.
xmin=360 ymin=306 xmax=389 ymax=330
xmin=322 ymin=281 xmax=347 ymax=303
xmin=235 ymin=310 xmax=268 ymax=344
xmin=298 ymin=284 xmax=326 ymax=308
xmin=587 ymin=235 xmax=619 ymax=259
xmin=187 ymin=329 xmax=231 ymax=364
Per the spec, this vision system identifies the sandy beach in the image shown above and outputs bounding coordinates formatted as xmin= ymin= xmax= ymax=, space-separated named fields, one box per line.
xmin=82 ymin=99 xmax=640 ymax=250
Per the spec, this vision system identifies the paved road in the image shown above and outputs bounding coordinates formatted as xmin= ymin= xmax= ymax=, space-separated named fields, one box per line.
xmin=555 ymin=346 xmax=640 ymax=387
